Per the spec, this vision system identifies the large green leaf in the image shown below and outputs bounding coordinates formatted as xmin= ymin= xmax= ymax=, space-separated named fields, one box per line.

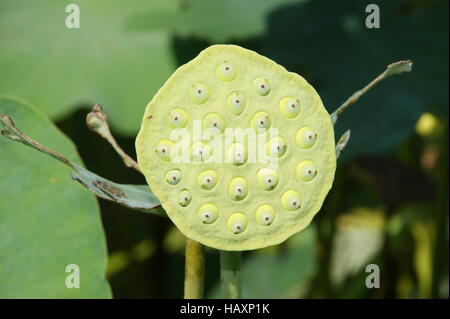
xmin=0 ymin=0 xmax=176 ymax=136
xmin=0 ymin=96 xmax=111 ymax=298
xmin=127 ymin=0 xmax=305 ymax=42
xmin=264 ymin=0 xmax=448 ymax=159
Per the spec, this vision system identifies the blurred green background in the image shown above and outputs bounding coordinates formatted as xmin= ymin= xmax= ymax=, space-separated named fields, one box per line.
xmin=0 ymin=0 xmax=448 ymax=298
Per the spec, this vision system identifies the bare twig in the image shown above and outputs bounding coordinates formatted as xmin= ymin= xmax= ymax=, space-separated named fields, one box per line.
xmin=87 ymin=104 xmax=141 ymax=173
xmin=0 ymin=113 xmax=162 ymax=214
xmin=331 ymin=60 xmax=413 ymax=125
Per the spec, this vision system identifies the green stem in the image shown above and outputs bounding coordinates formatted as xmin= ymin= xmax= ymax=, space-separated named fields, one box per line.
xmin=184 ymin=238 xmax=205 ymax=299
xmin=220 ymin=251 xmax=242 ymax=299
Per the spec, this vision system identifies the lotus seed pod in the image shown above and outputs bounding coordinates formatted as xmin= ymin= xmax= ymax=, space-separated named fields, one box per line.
xmin=136 ymin=45 xmax=336 ymax=251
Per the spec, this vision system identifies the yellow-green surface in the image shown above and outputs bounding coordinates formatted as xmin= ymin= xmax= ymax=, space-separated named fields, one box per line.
xmin=136 ymin=45 xmax=336 ymax=250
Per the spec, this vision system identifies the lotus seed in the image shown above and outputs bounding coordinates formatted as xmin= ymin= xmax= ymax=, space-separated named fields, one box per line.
xmin=281 ymin=190 xmax=302 ymax=211
xmin=255 ymin=204 xmax=276 ymax=226
xmin=197 ymin=170 xmax=218 ymax=190
xmin=253 ymin=77 xmax=271 ymax=96
xmin=296 ymin=160 xmax=317 ymax=182
xmin=216 ymin=61 xmax=237 ymax=82
xmin=190 ymin=83 xmax=210 ymax=105
xmin=155 ymin=140 xmax=174 ymax=161
xmin=228 ymin=177 xmax=249 ymax=201
xmin=250 ymin=111 xmax=271 ymax=132
xmin=166 ymin=108 xmax=188 ymax=128
xmin=198 ymin=203 xmax=219 ymax=224
xmin=165 ymin=169 xmax=181 ymax=185
xmin=296 ymin=126 xmax=317 ymax=149
xmin=227 ymin=91 xmax=246 ymax=115
xmin=279 ymin=97 xmax=301 ymax=118
xmin=266 ymin=136 xmax=287 ymax=157
xmin=202 ymin=113 xmax=225 ymax=134
xmin=227 ymin=213 xmax=248 ymax=234
xmin=178 ymin=189 xmax=192 ymax=207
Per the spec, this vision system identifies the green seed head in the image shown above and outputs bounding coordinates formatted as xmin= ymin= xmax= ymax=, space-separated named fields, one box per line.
xmin=136 ymin=45 xmax=336 ymax=250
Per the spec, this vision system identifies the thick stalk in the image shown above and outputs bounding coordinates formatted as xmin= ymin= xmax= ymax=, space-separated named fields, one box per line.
xmin=184 ymin=238 xmax=205 ymax=299
xmin=220 ymin=251 xmax=242 ymax=299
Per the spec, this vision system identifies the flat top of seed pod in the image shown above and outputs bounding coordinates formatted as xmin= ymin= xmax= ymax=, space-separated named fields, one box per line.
xmin=136 ymin=44 xmax=336 ymax=251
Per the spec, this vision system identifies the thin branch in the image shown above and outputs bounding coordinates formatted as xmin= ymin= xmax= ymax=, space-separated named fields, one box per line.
xmin=220 ymin=251 xmax=242 ymax=299
xmin=0 ymin=113 xmax=162 ymax=214
xmin=87 ymin=104 xmax=141 ymax=173
xmin=331 ymin=60 xmax=413 ymax=125
xmin=184 ymin=238 xmax=205 ymax=299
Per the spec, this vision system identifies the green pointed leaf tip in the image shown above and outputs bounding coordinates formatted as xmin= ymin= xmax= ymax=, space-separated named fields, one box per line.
xmin=0 ymin=96 xmax=111 ymax=298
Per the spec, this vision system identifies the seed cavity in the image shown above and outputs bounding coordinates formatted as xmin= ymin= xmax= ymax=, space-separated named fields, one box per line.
xmin=166 ymin=108 xmax=188 ymax=128
xmin=197 ymin=170 xmax=218 ymax=190
xmin=198 ymin=203 xmax=219 ymax=224
xmin=226 ymin=143 xmax=247 ymax=165
xmin=155 ymin=140 xmax=174 ymax=161
xmin=202 ymin=113 xmax=225 ymax=134
xmin=251 ymin=111 xmax=271 ymax=132
xmin=281 ymin=190 xmax=302 ymax=211
xmin=227 ymin=213 xmax=248 ymax=234
xmin=228 ymin=177 xmax=249 ymax=201
xmin=190 ymin=83 xmax=210 ymax=105
xmin=266 ymin=136 xmax=287 ymax=157
xmin=178 ymin=189 xmax=192 ymax=207
xmin=216 ymin=61 xmax=237 ymax=82
xmin=296 ymin=126 xmax=317 ymax=149
xmin=255 ymin=204 xmax=276 ymax=226
xmin=256 ymin=168 xmax=279 ymax=191
xmin=227 ymin=91 xmax=246 ymax=115
xmin=296 ymin=160 xmax=317 ymax=182
xmin=279 ymin=97 xmax=301 ymax=118
xmin=165 ymin=169 xmax=181 ymax=185
xmin=253 ymin=77 xmax=271 ymax=96
xmin=191 ymin=142 xmax=212 ymax=162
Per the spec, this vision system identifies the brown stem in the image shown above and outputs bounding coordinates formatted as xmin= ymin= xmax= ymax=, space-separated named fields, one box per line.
xmin=86 ymin=104 xmax=141 ymax=173
xmin=331 ymin=60 xmax=413 ymax=124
